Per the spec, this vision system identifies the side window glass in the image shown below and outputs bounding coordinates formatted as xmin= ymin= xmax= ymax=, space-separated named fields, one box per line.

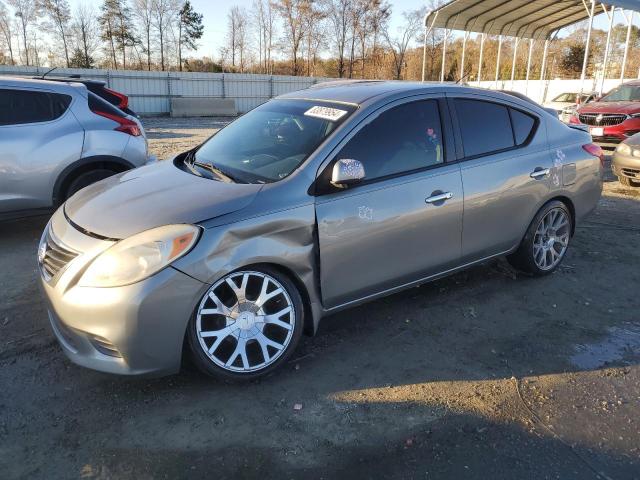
xmin=454 ymin=99 xmax=514 ymax=157
xmin=335 ymin=100 xmax=444 ymax=182
xmin=0 ymin=89 xmax=71 ymax=126
xmin=509 ymin=108 xmax=536 ymax=145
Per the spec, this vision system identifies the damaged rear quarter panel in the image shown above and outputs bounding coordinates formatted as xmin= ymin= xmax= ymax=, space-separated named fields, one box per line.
xmin=171 ymin=204 xmax=323 ymax=332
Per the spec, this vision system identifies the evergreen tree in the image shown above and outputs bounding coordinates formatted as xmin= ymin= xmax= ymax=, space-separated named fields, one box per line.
xmin=177 ymin=0 xmax=203 ymax=71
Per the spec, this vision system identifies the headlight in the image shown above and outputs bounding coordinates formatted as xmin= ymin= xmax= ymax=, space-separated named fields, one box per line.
xmin=79 ymin=224 xmax=200 ymax=287
xmin=616 ymin=143 xmax=632 ymax=156
xmin=634 ymin=148 xmax=640 ymax=158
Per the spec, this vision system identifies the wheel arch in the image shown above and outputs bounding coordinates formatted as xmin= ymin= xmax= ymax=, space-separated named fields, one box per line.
xmin=548 ymin=195 xmax=576 ymax=236
xmin=53 ymin=155 xmax=135 ymax=206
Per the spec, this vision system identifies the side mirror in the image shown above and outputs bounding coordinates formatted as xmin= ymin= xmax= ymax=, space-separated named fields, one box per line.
xmin=331 ymin=159 xmax=365 ymax=186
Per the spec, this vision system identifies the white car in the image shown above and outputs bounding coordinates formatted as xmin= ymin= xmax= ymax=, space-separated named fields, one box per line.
xmin=544 ymin=92 xmax=597 ymax=121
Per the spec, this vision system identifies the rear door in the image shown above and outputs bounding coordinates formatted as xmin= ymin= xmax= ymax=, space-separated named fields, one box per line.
xmin=448 ymin=95 xmax=550 ymax=263
xmin=0 ymin=86 xmax=83 ymax=213
xmin=315 ymin=97 xmax=464 ymax=309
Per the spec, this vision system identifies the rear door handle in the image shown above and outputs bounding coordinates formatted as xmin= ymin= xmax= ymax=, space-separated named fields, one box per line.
xmin=425 ymin=192 xmax=453 ymax=204
xmin=530 ymin=168 xmax=550 ymax=179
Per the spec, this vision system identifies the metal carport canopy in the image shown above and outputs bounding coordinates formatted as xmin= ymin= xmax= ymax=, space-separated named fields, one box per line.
xmin=424 ymin=0 xmax=640 ymax=40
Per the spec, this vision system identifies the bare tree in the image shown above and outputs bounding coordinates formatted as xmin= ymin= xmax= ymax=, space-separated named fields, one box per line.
xmin=9 ymin=0 xmax=39 ymax=65
xmin=326 ymin=0 xmax=349 ymax=78
xmin=134 ymin=0 xmax=153 ymax=70
xmin=252 ymin=0 xmax=275 ymax=74
xmin=40 ymin=0 xmax=71 ymax=67
xmin=384 ymin=8 xmax=420 ymax=80
xmin=273 ymin=0 xmax=313 ymax=76
xmin=225 ymin=6 xmax=249 ymax=72
xmin=0 ymin=1 xmax=16 ymax=63
xmin=71 ymin=2 xmax=98 ymax=68
xmin=152 ymin=0 xmax=178 ymax=71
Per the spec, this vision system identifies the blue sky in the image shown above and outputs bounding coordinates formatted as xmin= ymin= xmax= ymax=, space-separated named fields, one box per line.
xmin=66 ymin=0 xmax=632 ymax=59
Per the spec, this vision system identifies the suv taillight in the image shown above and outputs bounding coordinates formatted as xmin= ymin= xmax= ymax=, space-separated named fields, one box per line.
xmin=92 ymin=109 xmax=141 ymax=137
xmin=583 ymin=143 xmax=604 ymax=168
xmin=103 ymin=87 xmax=129 ymax=109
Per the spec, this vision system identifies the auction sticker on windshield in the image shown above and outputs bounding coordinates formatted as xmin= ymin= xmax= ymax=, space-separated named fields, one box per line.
xmin=304 ymin=105 xmax=348 ymax=122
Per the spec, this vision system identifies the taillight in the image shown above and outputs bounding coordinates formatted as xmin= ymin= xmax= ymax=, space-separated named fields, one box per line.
xmin=583 ymin=143 xmax=604 ymax=168
xmin=92 ymin=109 xmax=141 ymax=137
xmin=103 ymin=87 xmax=129 ymax=109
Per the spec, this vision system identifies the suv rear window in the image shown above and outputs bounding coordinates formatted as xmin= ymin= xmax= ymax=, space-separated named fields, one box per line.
xmin=87 ymin=91 xmax=125 ymax=117
xmin=0 ymin=88 xmax=71 ymax=126
xmin=454 ymin=98 xmax=537 ymax=158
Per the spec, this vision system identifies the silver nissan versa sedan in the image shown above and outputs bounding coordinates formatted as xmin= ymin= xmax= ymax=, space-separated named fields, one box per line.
xmin=39 ymin=81 xmax=603 ymax=381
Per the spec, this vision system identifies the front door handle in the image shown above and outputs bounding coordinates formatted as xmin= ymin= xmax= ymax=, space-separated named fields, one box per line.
xmin=530 ymin=168 xmax=550 ymax=179
xmin=425 ymin=191 xmax=453 ymax=204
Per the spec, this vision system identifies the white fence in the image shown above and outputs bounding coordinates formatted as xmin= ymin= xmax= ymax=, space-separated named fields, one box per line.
xmin=1 ymin=65 xmax=636 ymax=114
xmin=0 ymin=66 xmax=331 ymax=115
xmin=476 ymin=77 xmax=638 ymax=105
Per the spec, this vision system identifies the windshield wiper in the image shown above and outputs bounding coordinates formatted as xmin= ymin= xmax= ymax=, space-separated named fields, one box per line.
xmin=193 ymin=161 xmax=242 ymax=183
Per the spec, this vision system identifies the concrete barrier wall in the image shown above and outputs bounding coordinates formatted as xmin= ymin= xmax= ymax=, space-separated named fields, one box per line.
xmin=170 ymin=97 xmax=237 ymax=117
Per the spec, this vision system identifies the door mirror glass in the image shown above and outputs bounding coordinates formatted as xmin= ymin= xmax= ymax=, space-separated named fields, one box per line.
xmin=331 ymin=159 xmax=365 ymax=186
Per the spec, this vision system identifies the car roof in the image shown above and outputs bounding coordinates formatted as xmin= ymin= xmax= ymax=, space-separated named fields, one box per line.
xmin=0 ymin=76 xmax=87 ymax=95
xmin=278 ymin=80 xmax=460 ymax=105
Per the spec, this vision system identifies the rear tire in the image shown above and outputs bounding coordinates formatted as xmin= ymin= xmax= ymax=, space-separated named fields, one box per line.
xmin=64 ymin=168 xmax=118 ymax=200
xmin=507 ymin=200 xmax=573 ymax=276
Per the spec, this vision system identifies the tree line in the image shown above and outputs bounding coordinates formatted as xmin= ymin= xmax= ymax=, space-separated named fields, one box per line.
xmin=0 ymin=0 xmax=639 ymax=82
xmin=0 ymin=0 xmax=203 ymax=71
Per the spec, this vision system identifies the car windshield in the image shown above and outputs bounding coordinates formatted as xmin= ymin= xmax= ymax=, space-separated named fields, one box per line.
xmin=193 ymin=99 xmax=356 ymax=183
xmin=553 ymin=93 xmax=578 ymax=102
xmin=600 ymin=85 xmax=640 ymax=102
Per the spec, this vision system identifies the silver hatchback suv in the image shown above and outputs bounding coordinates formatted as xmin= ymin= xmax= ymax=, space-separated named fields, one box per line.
xmin=0 ymin=77 xmax=149 ymax=218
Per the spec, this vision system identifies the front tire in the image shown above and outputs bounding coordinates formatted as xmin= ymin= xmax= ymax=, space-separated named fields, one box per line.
xmin=507 ymin=200 xmax=573 ymax=276
xmin=187 ymin=267 xmax=304 ymax=382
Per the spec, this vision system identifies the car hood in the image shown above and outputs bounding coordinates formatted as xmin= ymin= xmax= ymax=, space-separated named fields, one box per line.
xmin=64 ymin=160 xmax=263 ymax=239
xmin=578 ymin=101 xmax=640 ymax=115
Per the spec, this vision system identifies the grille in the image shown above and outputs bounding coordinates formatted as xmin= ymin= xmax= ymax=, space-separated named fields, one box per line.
xmin=89 ymin=335 xmax=122 ymax=357
xmin=622 ymin=168 xmax=640 ymax=178
xmin=578 ymin=113 xmax=628 ymax=126
xmin=40 ymin=230 xmax=78 ymax=279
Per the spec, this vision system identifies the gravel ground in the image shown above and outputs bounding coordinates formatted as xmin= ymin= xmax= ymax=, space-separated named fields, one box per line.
xmin=1 ymin=117 xmax=639 ymax=479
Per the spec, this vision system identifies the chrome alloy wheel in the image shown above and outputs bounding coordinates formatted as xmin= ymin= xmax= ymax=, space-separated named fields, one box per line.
xmin=195 ymin=271 xmax=295 ymax=373
xmin=532 ymin=207 xmax=570 ymax=271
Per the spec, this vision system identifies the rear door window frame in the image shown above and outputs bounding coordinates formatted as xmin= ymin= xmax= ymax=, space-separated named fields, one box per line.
xmin=446 ymin=95 xmax=539 ymax=162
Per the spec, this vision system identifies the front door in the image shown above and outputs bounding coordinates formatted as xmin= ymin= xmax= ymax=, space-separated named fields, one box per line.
xmin=315 ymin=99 xmax=463 ymax=309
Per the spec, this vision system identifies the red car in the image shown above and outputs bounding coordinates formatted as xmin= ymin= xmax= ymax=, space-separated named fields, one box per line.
xmin=570 ymin=81 xmax=640 ymax=148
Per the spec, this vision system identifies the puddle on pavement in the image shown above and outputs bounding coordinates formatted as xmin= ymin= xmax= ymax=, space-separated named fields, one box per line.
xmin=571 ymin=323 xmax=640 ymax=370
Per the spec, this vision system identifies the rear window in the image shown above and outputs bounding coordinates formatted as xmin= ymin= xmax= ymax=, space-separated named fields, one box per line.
xmin=88 ymin=91 xmax=126 ymax=118
xmin=0 ymin=88 xmax=71 ymax=126
xmin=454 ymin=98 xmax=537 ymax=158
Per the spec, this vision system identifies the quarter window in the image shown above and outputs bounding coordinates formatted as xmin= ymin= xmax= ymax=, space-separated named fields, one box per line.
xmin=335 ymin=100 xmax=444 ymax=182
xmin=0 ymin=88 xmax=71 ymax=126
xmin=510 ymin=108 xmax=536 ymax=145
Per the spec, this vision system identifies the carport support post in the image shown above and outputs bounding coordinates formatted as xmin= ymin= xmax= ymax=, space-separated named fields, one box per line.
xmin=540 ymin=39 xmax=549 ymax=81
xmin=579 ymin=0 xmax=596 ymax=96
xmin=599 ymin=6 xmax=616 ymax=96
xmin=460 ymin=31 xmax=469 ymax=81
xmin=440 ymin=29 xmax=449 ymax=82
xmin=477 ymin=33 xmax=486 ymax=84
xmin=525 ymin=39 xmax=534 ymax=95
xmin=495 ymin=35 xmax=503 ymax=88
xmin=510 ymin=37 xmax=519 ymax=89
xmin=421 ymin=11 xmax=436 ymax=83
xmin=620 ymin=11 xmax=634 ymax=82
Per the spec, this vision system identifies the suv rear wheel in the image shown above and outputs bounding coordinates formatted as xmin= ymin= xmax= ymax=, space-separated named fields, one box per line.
xmin=64 ymin=168 xmax=118 ymax=200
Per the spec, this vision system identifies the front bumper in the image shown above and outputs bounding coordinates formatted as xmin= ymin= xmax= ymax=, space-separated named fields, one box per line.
xmin=39 ymin=208 xmax=207 ymax=376
xmin=612 ymin=151 xmax=640 ymax=180
xmin=571 ymin=117 xmax=640 ymax=148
